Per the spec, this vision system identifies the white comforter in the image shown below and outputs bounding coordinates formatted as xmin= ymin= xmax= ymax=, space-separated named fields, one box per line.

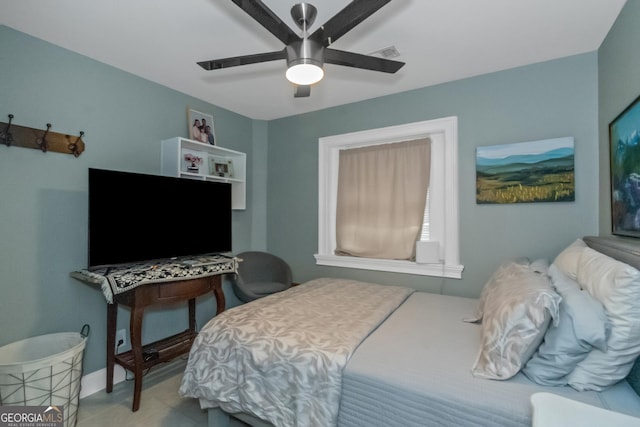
xmin=179 ymin=278 xmax=414 ymax=427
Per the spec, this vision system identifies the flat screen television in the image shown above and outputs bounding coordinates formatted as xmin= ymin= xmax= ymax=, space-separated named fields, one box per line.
xmin=88 ymin=168 xmax=232 ymax=268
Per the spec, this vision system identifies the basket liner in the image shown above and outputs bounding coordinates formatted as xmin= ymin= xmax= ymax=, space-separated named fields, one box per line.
xmin=0 ymin=332 xmax=86 ymax=375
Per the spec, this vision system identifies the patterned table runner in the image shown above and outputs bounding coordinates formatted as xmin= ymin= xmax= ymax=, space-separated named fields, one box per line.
xmin=71 ymin=255 xmax=237 ymax=303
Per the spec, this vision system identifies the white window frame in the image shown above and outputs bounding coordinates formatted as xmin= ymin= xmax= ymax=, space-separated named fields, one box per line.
xmin=314 ymin=116 xmax=463 ymax=278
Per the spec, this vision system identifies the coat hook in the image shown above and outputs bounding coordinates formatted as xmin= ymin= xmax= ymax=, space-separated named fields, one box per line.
xmin=36 ymin=123 xmax=51 ymax=152
xmin=68 ymin=131 xmax=84 ymax=157
xmin=0 ymin=114 xmax=14 ymax=147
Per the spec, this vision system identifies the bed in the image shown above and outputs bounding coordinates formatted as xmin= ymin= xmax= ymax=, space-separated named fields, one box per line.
xmin=179 ymin=236 xmax=640 ymax=426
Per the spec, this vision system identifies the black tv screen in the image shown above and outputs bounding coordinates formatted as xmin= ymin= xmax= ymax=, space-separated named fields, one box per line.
xmin=88 ymin=168 xmax=232 ymax=268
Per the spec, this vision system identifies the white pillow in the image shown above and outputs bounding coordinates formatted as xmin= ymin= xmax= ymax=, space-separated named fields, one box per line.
xmin=522 ymin=265 xmax=609 ymax=386
xmin=567 ymin=247 xmax=640 ymax=391
xmin=471 ymin=262 xmax=561 ymax=380
xmin=469 ymin=258 xmax=530 ymax=323
xmin=552 ymin=238 xmax=587 ymax=279
xmin=530 ymin=258 xmax=550 ymax=275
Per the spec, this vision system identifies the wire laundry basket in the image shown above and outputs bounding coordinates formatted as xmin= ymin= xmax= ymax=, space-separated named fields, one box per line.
xmin=0 ymin=325 xmax=90 ymax=427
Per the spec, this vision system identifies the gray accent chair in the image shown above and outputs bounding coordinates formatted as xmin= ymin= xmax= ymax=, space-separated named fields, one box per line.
xmin=231 ymin=251 xmax=293 ymax=303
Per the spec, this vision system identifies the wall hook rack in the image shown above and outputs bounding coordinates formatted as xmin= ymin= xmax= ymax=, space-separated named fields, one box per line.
xmin=0 ymin=114 xmax=14 ymax=146
xmin=0 ymin=114 xmax=85 ymax=157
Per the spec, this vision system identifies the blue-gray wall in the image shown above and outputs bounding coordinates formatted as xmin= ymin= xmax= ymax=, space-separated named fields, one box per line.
xmin=267 ymin=53 xmax=599 ymax=298
xmin=598 ymin=0 xmax=640 ymax=235
xmin=3 ymin=3 xmax=632 ymax=376
xmin=0 ymin=26 xmax=263 ymax=373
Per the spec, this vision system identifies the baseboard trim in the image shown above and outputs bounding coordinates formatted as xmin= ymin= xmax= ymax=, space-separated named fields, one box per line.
xmin=80 ymin=365 xmax=127 ymax=399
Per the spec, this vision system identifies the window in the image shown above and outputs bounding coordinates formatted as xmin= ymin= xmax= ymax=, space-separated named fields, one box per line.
xmin=315 ymin=117 xmax=463 ymax=278
xmin=421 ymin=189 xmax=431 ymax=240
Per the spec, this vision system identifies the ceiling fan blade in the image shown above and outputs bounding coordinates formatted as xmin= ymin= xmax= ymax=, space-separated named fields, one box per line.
xmin=294 ymin=85 xmax=311 ymax=98
xmin=324 ymin=48 xmax=405 ymax=73
xmin=310 ymin=0 xmax=392 ymax=46
xmin=231 ymin=0 xmax=300 ymax=45
xmin=198 ymin=50 xmax=286 ymax=70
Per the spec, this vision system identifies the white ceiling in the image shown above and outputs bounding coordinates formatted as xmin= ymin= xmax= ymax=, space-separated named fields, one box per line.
xmin=1 ymin=0 xmax=627 ymax=120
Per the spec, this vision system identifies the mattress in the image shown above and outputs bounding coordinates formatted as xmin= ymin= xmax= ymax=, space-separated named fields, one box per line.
xmin=337 ymin=292 xmax=640 ymax=427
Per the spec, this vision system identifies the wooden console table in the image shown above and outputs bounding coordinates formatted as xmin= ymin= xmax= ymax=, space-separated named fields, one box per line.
xmin=108 ymin=275 xmax=224 ymax=411
xmin=71 ymin=256 xmax=235 ymax=411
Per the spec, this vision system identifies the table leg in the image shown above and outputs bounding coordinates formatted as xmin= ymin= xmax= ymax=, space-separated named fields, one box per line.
xmin=130 ymin=304 xmax=145 ymax=412
xmin=106 ymin=302 xmax=117 ymax=393
xmin=188 ymin=298 xmax=196 ymax=332
xmin=213 ymin=276 xmax=225 ymax=315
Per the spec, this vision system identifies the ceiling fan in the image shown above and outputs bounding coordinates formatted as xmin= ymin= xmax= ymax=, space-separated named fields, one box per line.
xmin=197 ymin=0 xmax=405 ymax=98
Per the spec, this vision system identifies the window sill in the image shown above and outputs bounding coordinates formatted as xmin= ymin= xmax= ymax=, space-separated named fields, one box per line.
xmin=314 ymin=254 xmax=464 ymax=279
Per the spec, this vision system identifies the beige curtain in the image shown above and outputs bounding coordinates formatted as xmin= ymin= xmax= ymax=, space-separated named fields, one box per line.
xmin=335 ymin=138 xmax=431 ymax=260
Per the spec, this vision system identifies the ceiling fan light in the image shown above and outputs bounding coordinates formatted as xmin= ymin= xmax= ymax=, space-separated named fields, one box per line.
xmin=286 ymin=62 xmax=324 ymax=85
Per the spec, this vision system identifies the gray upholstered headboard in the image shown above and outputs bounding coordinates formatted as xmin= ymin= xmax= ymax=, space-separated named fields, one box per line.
xmin=583 ymin=235 xmax=640 ymax=270
xmin=583 ymin=236 xmax=640 ymax=396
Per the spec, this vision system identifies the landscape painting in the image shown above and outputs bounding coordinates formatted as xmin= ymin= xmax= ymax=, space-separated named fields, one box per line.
xmin=610 ymin=94 xmax=640 ymax=237
xmin=476 ymin=137 xmax=575 ymax=204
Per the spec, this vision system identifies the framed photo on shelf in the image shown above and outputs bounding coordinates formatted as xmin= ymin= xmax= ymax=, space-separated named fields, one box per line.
xmin=187 ymin=108 xmax=216 ymax=145
xmin=610 ymin=94 xmax=640 ymax=238
xmin=209 ymin=156 xmax=234 ymax=178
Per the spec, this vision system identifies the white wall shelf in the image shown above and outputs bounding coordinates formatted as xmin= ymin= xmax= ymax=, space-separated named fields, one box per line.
xmin=161 ymin=137 xmax=246 ymax=210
